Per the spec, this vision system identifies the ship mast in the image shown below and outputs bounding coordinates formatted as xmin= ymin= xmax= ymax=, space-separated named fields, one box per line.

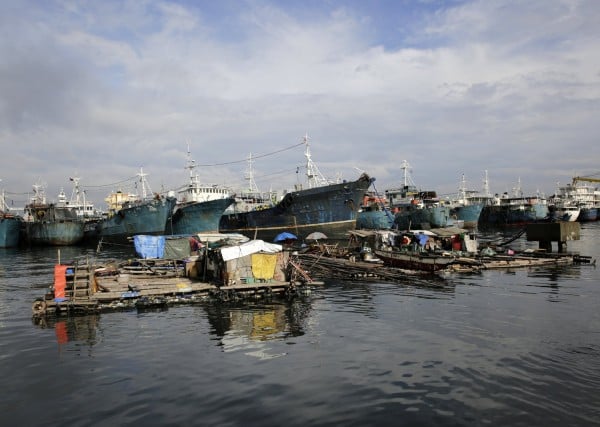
xmin=303 ymin=134 xmax=328 ymax=189
xmin=244 ymin=153 xmax=260 ymax=194
xmin=482 ymin=170 xmax=491 ymax=197
xmin=512 ymin=177 xmax=523 ymax=197
xmin=400 ymin=160 xmax=416 ymax=187
xmin=185 ymin=143 xmax=196 ymax=180
xmin=458 ymin=174 xmax=467 ymax=201
xmin=185 ymin=143 xmax=202 ymax=190
xmin=69 ymin=176 xmax=87 ymax=209
xmin=137 ymin=168 xmax=152 ymax=199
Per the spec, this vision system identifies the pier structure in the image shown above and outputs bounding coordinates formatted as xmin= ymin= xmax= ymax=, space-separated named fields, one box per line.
xmin=525 ymin=221 xmax=580 ymax=253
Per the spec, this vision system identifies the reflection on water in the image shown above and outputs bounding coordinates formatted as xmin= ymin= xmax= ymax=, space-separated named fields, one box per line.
xmin=31 ymin=299 xmax=310 ymax=360
xmin=32 ymin=314 xmax=100 ymax=346
xmin=205 ymin=301 xmax=308 ymax=359
xmin=2 ymin=223 xmax=600 ymax=426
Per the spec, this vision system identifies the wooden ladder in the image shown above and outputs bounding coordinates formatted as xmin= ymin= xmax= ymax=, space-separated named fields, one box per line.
xmin=71 ymin=259 xmax=93 ymax=302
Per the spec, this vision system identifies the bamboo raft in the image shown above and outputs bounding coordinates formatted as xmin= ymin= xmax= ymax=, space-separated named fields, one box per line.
xmin=294 ymin=253 xmax=448 ymax=288
xmin=294 ymin=249 xmax=589 ymax=282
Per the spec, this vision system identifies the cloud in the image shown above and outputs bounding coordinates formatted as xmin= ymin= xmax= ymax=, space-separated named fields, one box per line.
xmin=1 ymin=0 xmax=599 ymax=208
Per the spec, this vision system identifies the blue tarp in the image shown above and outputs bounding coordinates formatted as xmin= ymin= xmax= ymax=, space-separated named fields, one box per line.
xmin=133 ymin=235 xmax=166 ymax=259
xmin=274 ymin=232 xmax=297 ymax=242
xmin=416 ymin=233 xmax=429 ymax=246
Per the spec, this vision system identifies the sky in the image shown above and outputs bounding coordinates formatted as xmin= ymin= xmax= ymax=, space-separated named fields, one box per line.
xmin=1 ymin=0 xmax=599 ymax=209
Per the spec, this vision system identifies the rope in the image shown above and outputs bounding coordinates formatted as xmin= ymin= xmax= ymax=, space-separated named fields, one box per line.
xmin=195 ymin=141 xmax=305 ymax=167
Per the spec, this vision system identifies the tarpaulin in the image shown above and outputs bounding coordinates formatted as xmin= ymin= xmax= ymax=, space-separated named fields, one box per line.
xmin=133 ymin=235 xmax=165 ymax=259
xmin=54 ymin=264 xmax=67 ymax=300
xmin=220 ymin=240 xmax=282 ymax=262
xmin=251 ymin=253 xmax=277 ymax=280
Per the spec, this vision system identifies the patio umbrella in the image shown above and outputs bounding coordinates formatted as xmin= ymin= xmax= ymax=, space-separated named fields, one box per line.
xmin=306 ymin=231 xmax=328 ymax=241
xmin=274 ymin=232 xmax=297 ymax=242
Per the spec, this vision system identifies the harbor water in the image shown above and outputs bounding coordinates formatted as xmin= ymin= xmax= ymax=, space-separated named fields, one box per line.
xmin=1 ymin=224 xmax=599 ymax=426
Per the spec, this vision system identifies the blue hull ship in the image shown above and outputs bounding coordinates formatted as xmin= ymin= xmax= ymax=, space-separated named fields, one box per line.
xmin=451 ymin=204 xmax=483 ymax=228
xmin=394 ymin=203 xmax=451 ymax=230
xmin=220 ymin=173 xmax=373 ymax=242
xmin=24 ymin=220 xmax=84 ymax=246
xmin=97 ymin=196 xmax=176 ymax=242
xmin=94 ymin=169 xmax=177 ymax=243
xmin=356 ymin=207 xmax=394 ymax=230
xmin=166 ymin=147 xmax=235 ymax=236
xmin=0 ymin=214 xmax=21 ymax=247
xmin=22 ymin=184 xmax=84 ymax=246
xmin=168 ymin=197 xmax=235 ymax=235
xmin=478 ymin=203 xmax=537 ymax=227
xmin=220 ymin=137 xmax=374 ymax=241
xmin=578 ymin=207 xmax=598 ymax=222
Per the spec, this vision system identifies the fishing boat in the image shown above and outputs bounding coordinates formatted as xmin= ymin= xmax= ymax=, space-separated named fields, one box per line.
xmin=225 ymin=153 xmax=278 ymax=215
xmin=478 ymin=178 xmax=543 ymax=228
xmin=94 ymin=169 xmax=177 ymax=242
xmin=219 ymin=137 xmax=374 ymax=241
xmin=166 ymin=148 xmax=235 ymax=235
xmin=0 ymin=188 xmax=22 ymax=248
xmin=559 ymin=179 xmax=598 ymax=221
xmin=549 ymin=200 xmax=581 ymax=222
xmin=447 ymin=173 xmax=489 ymax=228
xmin=60 ymin=176 xmax=103 ymax=219
xmin=356 ymin=193 xmax=395 ymax=230
xmin=350 ymin=227 xmax=476 ymax=272
xmin=387 ymin=161 xmax=450 ymax=230
xmin=58 ymin=176 xmax=105 ymax=243
xmin=357 ymin=160 xmax=450 ymax=231
xmin=23 ymin=183 xmax=85 ymax=246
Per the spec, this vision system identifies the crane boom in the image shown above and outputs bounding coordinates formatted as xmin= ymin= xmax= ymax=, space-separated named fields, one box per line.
xmin=572 ymin=175 xmax=600 ymax=185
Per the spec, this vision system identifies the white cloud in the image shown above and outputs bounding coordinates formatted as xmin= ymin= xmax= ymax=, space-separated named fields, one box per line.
xmin=1 ymin=0 xmax=599 ymax=207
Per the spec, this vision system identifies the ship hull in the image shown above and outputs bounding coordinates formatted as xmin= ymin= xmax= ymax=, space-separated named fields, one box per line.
xmin=0 ymin=216 xmax=22 ymax=247
xmin=578 ymin=207 xmax=597 ymax=222
xmin=356 ymin=209 xmax=394 ymax=230
xmin=96 ymin=197 xmax=176 ymax=242
xmin=24 ymin=221 xmax=84 ymax=246
xmin=219 ymin=174 xmax=373 ymax=241
xmin=394 ymin=205 xmax=451 ymax=230
xmin=167 ymin=198 xmax=235 ymax=235
xmin=23 ymin=205 xmax=85 ymax=246
xmin=451 ymin=204 xmax=483 ymax=228
xmin=478 ymin=205 xmax=537 ymax=227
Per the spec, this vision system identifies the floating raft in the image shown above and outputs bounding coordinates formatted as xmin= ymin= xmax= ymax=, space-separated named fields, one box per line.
xmin=294 ymin=253 xmax=448 ymax=288
xmin=296 ymin=249 xmax=588 ymax=279
xmin=32 ymin=259 xmax=316 ymax=317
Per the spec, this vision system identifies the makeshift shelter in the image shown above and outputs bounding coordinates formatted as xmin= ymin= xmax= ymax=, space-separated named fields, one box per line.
xmin=218 ymin=240 xmax=288 ymax=285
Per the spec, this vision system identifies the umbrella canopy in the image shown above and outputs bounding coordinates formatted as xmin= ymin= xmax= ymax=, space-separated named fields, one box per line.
xmin=273 ymin=232 xmax=297 ymax=242
xmin=306 ymin=231 xmax=328 ymax=241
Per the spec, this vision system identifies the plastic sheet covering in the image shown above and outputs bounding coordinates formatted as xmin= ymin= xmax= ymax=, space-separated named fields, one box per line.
xmin=54 ymin=264 xmax=67 ymax=300
xmin=220 ymin=240 xmax=282 ymax=262
xmin=164 ymin=237 xmax=193 ymax=259
xmin=133 ymin=235 xmax=165 ymax=259
xmin=251 ymin=253 xmax=277 ymax=280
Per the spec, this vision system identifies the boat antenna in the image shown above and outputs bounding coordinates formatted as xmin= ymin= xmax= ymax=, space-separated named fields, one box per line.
xmin=244 ymin=153 xmax=260 ymax=193
xmin=303 ymin=133 xmax=328 ymax=189
xmin=185 ymin=142 xmax=197 ymax=179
